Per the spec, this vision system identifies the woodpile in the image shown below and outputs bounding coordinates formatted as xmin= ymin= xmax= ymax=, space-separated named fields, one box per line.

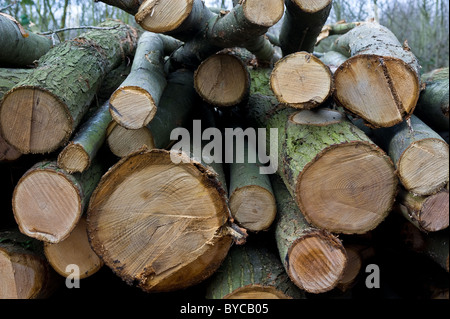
xmin=0 ymin=0 xmax=448 ymax=301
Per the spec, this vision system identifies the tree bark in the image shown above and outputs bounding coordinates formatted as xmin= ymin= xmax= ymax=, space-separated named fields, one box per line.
xmin=332 ymin=22 xmax=422 ymax=128
xmin=44 ymin=217 xmax=103 ymax=279
xmin=414 ymin=67 xmax=449 ymax=132
xmin=245 ymin=77 xmax=397 ymax=234
xmin=86 ymin=148 xmax=235 ymax=293
xmin=319 ymin=50 xmax=347 ymax=74
xmin=271 ymin=175 xmax=347 ymax=294
xmin=279 ymin=0 xmax=333 ymax=55
xmin=373 ymin=115 xmax=449 ymax=196
xmin=13 ymin=160 xmax=104 ymax=243
xmin=97 ymin=0 xmax=144 ymax=15
xmin=0 ymin=13 xmax=52 ymax=67
xmin=0 ymin=230 xmax=60 ymax=299
xmin=0 ymin=20 xmax=138 ymax=154
xmin=107 ymin=69 xmax=195 ymax=157
xmin=205 ymin=243 xmax=305 ymax=299
xmin=270 ymin=51 xmax=334 ymax=109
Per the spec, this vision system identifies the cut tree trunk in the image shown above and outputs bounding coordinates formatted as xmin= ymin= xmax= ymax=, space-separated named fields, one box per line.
xmin=86 ymin=148 xmax=236 ymax=292
xmin=194 ymin=52 xmax=250 ymax=107
xmin=373 ymin=115 xmax=449 ymax=196
xmin=107 ymin=69 xmax=195 ymax=157
xmin=398 ymin=188 xmax=449 ymax=233
xmin=12 ymin=160 xmax=104 ymax=243
xmin=98 ymin=0 xmax=144 ymax=15
xmin=0 ymin=20 xmax=138 ymax=154
xmin=228 ymin=137 xmax=276 ymax=232
xmin=319 ymin=50 xmax=348 ymax=74
xmin=271 ymin=175 xmax=347 ymax=294
xmin=0 ymin=134 xmax=21 ymax=162
xmin=0 ymin=230 xmax=59 ymax=299
xmin=57 ymin=100 xmax=112 ymax=173
xmin=245 ymin=79 xmax=397 ymax=234
xmin=0 ymin=13 xmax=52 ymax=67
xmin=205 ymin=243 xmax=305 ymax=299
xmin=44 ymin=217 xmax=103 ymax=279
xmin=279 ymin=0 xmax=333 ymax=55
xmin=109 ymin=32 xmax=180 ymax=130
xmin=96 ymin=60 xmax=132 ymax=103
xmin=332 ymin=22 xmax=421 ymax=128
xmin=414 ymin=67 xmax=449 ymax=132
xmin=270 ymin=51 xmax=334 ymax=109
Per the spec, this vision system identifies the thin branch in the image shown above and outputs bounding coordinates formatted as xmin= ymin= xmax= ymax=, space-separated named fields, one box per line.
xmin=37 ymin=25 xmax=119 ymax=36
xmin=0 ymin=0 xmax=19 ymax=12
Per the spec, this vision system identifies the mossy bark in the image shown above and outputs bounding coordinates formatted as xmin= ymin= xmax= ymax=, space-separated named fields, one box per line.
xmin=0 ymin=68 xmax=32 ymax=100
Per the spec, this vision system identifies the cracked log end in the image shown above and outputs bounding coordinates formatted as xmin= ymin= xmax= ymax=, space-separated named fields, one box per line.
xmin=86 ymin=149 xmax=232 ymax=293
xmin=58 ymin=142 xmax=90 ymax=174
xmin=0 ymin=87 xmax=72 ymax=154
xmin=243 ymin=0 xmax=285 ymax=28
xmin=334 ymin=54 xmax=420 ymax=128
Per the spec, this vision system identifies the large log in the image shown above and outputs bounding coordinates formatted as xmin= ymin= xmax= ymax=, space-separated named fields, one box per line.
xmin=245 ymin=81 xmax=398 ymax=234
xmin=107 ymin=69 xmax=195 ymax=157
xmin=271 ymin=175 xmax=347 ymax=294
xmin=205 ymin=243 xmax=305 ymax=299
xmin=332 ymin=22 xmax=422 ymax=128
xmin=0 ymin=13 xmax=52 ymax=67
xmin=279 ymin=0 xmax=333 ymax=55
xmin=86 ymin=148 xmax=236 ymax=292
xmin=0 ymin=20 xmax=138 ymax=154
xmin=13 ymin=161 xmax=104 ymax=243
xmin=373 ymin=115 xmax=449 ymax=196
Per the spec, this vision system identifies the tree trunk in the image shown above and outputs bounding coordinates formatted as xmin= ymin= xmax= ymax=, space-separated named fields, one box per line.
xmin=86 ymin=148 xmax=235 ymax=293
xmin=0 ymin=13 xmax=52 ymax=67
xmin=109 ymin=32 xmax=181 ymax=130
xmin=414 ymin=67 xmax=449 ymax=132
xmin=0 ymin=230 xmax=60 ymax=299
xmin=0 ymin=20 xmax=138 ymax=154
xmin=228 ymin=137 xmax=276 ymax=232
xmin=205 ymin=243 xmax=305 ymax=299
xmin=270 ymin=51 xmax=334 ymax=109
xmin=44 ymin=217 xmax=103 ymax=279
xmin=107 ymin=69 xmax=195 ymax=157
xmin=319 ymin=50 xmax=348 ymax=74
xmin=271 ymin=175 xmax=347 ymax=294
xmin=98 ymin=0 xmax=144 ymax=15
xmin=194 ymin=52 xmax=250 ymax=107
xmin=13 ymin=160 xmax=104 ymax=243
xmin=245 ymin=79 xmax=397 ymax=234
xmin=373 ymin=115 xmax=449 ymax=196
xmin=279 ymin=0 xmax=333 ymax=55
xmin=398 ymin=188 xmax=449 ymax=233
xmin=332 ymin=22 xmax=422 ymax=128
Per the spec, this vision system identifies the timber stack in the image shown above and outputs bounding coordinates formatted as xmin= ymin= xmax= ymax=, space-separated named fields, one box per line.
xmin=0 ymin=0 xmax=448 ymax=300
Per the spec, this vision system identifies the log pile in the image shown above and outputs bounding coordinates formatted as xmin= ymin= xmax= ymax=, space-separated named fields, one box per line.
xmin=0 ymin=0 xmax=448 ymax=301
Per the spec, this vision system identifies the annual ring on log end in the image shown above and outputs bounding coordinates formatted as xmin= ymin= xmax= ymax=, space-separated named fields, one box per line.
xmin=293 ymin=0 xmax=333 ymax=12
xmin=398 ymin=138 xmax=449 ymax=196
xmin=296 ymin=142 xmax=397 ymax=234
xmin=290 ymin=108 xmax=344 ymax=126
xmin=109 ymin=86 xmax=157 ymax=130
xmin=270 ymin=52 xmax=333 ymax=109
xmin=334 ymin=54 xmax=420 ymax=128
xmin=58 ymin=143 xmax=90 ymax=173
xmin=13 ymin=169 xmax=82 ymax=243
xmin=86 ymin=149 xmax=231 ymax=292
xmin=194 ymin=53 xmax=249 ymax=107
xmin=106 ymin=122 xmax=155 ymax=158
xmin=243 ymin=0 xmax=285 ymax=27
xmin=287 ymin=231 xmax=347 ymax=294
xmin=0 ymin=87 xmax=72 ymax=154
xmin=136 ymin=0 xmax=195 ymax=33
xmin=419 ymin=191 xmax=449 ymax=232
xmin=224 ymin=285 xmax=291 ymax=299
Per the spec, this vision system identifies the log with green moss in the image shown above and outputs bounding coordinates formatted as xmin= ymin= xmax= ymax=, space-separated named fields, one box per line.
xmin=245 ymin=68 xmax=398 ymax=234
xmin=0 ymin=20 xmax=138 ymax=154
xmin=271 ymin=175 xmax=347 ymax=294
xmin=109 ymin=32 xmax=182 ymax=130
xmin=279 ymin=0 xmax=333 ymax=56
xmin=332 ymin=22 xmax=422 ymax=128
xmin=0 ymin=229 xmax=60 ymax=299
xmin=414 ymin=67 xmax=449 ymax=132
xmin=205 ymin=242 xmax=305 ymax=299
xmin=373 ymin=115 xmax=449 ymax=196
xmin=0 ymin=13 xmax=52 ymax=67
xmin=107 ymin=69 xmax=196 ymax=157
xmin=12 ymin=160 xmax=104 ymax=243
